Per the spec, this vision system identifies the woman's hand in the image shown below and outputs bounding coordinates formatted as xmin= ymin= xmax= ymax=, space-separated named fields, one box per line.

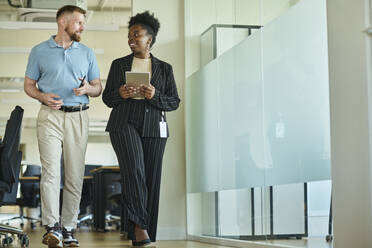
xmin=119 ymin=84 xmax=139 ymax=99
xmin=140 ymin=84 xmax=155 ymax=99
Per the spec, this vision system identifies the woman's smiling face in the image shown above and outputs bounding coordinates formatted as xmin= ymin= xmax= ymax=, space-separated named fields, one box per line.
xmin=128 ymin=24 xmax=152 ymax=54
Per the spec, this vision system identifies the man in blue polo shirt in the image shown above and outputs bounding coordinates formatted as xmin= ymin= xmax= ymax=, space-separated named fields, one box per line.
xmin=24 ymin=5 xmax=101 ymax=248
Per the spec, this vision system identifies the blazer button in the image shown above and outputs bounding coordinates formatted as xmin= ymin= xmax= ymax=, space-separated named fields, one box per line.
xmin=145 ymin=109 xmax=149 ymax=113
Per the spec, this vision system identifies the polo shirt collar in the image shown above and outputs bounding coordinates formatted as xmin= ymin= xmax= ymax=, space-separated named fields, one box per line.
xmin=71 ymin=41 xmax=79 ymax=48
xmin=48 ymin=35 xmax=80 ymax=49
xmin=48 ymin=35 xmax=58 ymax=48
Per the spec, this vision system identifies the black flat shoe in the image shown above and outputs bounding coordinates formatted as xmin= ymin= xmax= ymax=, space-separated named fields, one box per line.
xmin=132 ymin=239 xmax=151 ymax=246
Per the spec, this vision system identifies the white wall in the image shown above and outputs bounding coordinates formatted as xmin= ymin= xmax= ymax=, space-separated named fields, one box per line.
xmin=85 ymin=142 xmax=118 ymax=165
xmin=327 ymin=0 xmax=372 ymax=247
xmin=131 ymin=0 xmax=186 ymax=240
xmin=21 ymin=127 xmax=40 ymax=165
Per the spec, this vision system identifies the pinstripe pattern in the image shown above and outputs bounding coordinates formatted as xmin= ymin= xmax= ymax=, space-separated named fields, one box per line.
xmin=109 ymin=129 xmax=166 ymax=242
xmin=102 ymin=53 xmax=180 ymax=138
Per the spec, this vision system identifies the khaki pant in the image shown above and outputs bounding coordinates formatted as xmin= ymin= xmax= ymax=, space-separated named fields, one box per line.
xmin=37 ymin=105 xmax=89 ymax=228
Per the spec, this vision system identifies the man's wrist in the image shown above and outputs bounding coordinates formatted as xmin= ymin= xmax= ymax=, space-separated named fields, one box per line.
xmin=38 ymin=92 xmax=45 ymax=103
xmin=87 ymin=84 xmax=100 ymax=97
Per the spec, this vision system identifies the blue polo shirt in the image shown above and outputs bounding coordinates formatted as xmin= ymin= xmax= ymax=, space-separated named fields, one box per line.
xmin=25 ymin=35 xmax=100 ymax=106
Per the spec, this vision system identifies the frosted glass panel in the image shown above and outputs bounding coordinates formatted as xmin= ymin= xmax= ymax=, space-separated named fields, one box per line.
xmin=186 ymin=0 xmax=330 ymax=194
xmin=200 ymin=27 xmax=215 ymax=67
xmin=272 ymin=184 xmax=305 ymax=234
xmin=216 ymin=27 xmax=249 ymax=56
xmin=217 ymin=34 xmax=266 ymax=190
xmin=261 ymin=0 xmax=330 ymax=185
xmin=186 ymin=61 xmax=220 ymax=193
xmin=219 ymin=189 xmax=253 ymax=236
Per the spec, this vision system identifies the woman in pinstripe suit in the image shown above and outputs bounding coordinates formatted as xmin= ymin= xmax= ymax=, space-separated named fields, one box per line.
xmin=102 ymin=11 xmax=180 ymax=247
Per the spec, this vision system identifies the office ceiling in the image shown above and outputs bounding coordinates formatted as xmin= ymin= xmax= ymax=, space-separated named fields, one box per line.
xmin=0 ymin=0 xmax=131 ymax=11
xmin=87 ymin=0 xmax=131 ymax=10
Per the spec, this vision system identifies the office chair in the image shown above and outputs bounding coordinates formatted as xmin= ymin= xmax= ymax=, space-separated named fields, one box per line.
xmin=0 ymin=106 xmax=29 ymax=247
xmin=105 ymin=178 xmax=121 ymax=231
xmin=3 ymin=164 xmax=42 ymax=230
xmin=77 ymin=164 xmax=100 ymax=228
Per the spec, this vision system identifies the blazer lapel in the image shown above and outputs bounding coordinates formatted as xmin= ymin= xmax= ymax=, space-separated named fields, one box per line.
xmin=120 ymin=54 xmax=134 ymax=84
xmin=151 ymin=54 xmax=161 ymax=88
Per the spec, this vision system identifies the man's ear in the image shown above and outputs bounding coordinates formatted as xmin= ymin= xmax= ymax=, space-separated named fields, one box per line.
xmin=57 ymin=17 xmax=64 ymax=26
xmin=58 ymin=15 xmax=69 ymax=27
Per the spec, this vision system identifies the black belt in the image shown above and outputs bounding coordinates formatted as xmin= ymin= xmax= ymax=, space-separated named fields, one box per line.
xmin=59 ymin=105 xmax=89 ymax=112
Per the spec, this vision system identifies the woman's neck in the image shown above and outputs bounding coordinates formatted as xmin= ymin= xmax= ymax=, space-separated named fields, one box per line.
xmin=134 ymin=51 xmax=150 ymax=59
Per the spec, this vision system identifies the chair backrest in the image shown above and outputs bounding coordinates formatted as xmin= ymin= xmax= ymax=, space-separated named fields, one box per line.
xmin=0 ymin=106 xmax=24 ymax=190
xmin=80 ymin=165 xmax=100 ymax=205
xmin=79 ymin=165 xmax=101 ymax=212
xmin=0 ymin=106 xmax=24 ymax=205
xmin=20 ymin=164 xmax=41 ymax=208
xmin=2 ymin=151 xmax=22 ymax=204
xmin=23 ymin=164 xmax=41 ymax=177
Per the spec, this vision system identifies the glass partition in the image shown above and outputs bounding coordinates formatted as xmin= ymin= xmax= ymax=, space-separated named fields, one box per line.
xmin=185 ymin=0 xmax=331 ymax=246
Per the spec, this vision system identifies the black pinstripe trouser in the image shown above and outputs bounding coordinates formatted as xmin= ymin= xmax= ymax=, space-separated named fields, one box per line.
xmin=109 ymin=127 xmax=167 ymax=242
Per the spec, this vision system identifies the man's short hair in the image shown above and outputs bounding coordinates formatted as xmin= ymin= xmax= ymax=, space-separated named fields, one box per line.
xmin=56 ymin=5 xmax=86 ymax=20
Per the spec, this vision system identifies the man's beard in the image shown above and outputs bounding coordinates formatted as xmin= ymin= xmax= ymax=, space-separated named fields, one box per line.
xmin=65 ymin=27 xmax=81 ymax=42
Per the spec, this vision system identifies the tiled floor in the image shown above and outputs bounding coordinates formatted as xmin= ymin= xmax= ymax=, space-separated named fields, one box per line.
xmin=0 ymin=226 xmax=333 ymax=248
xmin=262 ymin=237 xmax=332 ymax=248
xmin=3 ymin=227 xmax=232 ymax=248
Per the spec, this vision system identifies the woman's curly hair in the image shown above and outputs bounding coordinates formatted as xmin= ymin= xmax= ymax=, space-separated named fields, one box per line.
xmin=129 ymin=11 xmax=160 ymax=48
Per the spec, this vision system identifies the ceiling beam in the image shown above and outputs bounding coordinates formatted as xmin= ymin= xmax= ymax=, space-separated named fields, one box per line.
xmin=96 ymin=0 xmax=107 ymax=10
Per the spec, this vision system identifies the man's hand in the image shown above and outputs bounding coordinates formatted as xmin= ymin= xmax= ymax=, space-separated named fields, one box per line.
xmin=24 ymin=76 xmax=64 ymax=109
xmin=41 ymin=93 xmax=63 ymax=110
xmin=73 ymin=77 xmax=91 ymax=96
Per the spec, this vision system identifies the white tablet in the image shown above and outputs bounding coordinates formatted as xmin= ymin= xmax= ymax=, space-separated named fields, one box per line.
xmin=125 ymin=71 xmax=150 ymax=87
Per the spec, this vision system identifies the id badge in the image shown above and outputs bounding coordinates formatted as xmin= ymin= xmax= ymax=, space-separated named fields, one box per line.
xmin=160 ymin=121 xmax=167 ymax=138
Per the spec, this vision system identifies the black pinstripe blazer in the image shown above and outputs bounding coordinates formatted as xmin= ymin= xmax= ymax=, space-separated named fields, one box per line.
xmin=102 ymin=53 xmax=180 ymax=137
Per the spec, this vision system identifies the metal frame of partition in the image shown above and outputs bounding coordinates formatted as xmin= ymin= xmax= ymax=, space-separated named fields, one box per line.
xmin=214 ymin=183 xmax=308 ymax=241
xmin=200 ymin=24 xmax=262 ymax=66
